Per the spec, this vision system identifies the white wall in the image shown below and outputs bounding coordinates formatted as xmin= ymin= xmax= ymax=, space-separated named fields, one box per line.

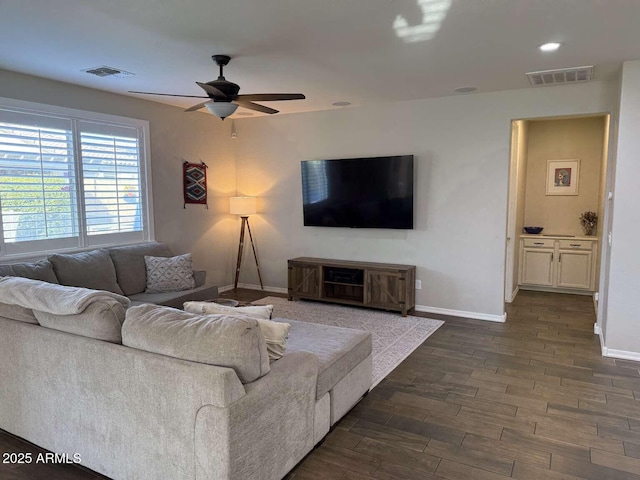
xmin=233 ymin=82 xmax=617 ymax=319
xmin=603 ymin=60 xmax=640 ymax=356
xmin=0 ymin=69 xmax=237 ymax=287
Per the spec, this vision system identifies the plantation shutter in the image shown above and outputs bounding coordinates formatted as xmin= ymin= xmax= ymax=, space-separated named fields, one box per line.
xmin=78 ymin=121 xmax=146 ymax=245
xmin=0 ymin=110 xmax=78 ymax=254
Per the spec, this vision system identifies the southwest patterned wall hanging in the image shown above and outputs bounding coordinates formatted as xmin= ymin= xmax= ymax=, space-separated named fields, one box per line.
xmin=183 ymin=162 xmax=208 ymax=208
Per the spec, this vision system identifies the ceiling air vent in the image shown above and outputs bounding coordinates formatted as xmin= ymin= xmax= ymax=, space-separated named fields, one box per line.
xmin=82 ymin=66 xmax=134 ymax=78
xmin=526 ymin=66 xmax=593 ymax=86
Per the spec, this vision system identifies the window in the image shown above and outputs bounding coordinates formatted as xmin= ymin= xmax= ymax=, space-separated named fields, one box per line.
xmin=0 ymin=99 xmax=152 ymax=257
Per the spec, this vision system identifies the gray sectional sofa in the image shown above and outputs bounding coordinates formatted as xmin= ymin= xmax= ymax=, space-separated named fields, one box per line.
xmin=0 ymin=243 xmax=373 ymax=480
xmin=0 ymin=242 xmax=219 ymax=308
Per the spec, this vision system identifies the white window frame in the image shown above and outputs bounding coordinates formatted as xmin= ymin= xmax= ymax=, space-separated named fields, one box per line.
xmin=0 ymin=96 xmax=154 ymax=260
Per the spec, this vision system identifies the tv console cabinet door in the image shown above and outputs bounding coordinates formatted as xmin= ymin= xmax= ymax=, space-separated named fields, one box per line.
xmin=288 ymin=262 xmax=320 ymax=299
xmin=365 ymin=270 xmax=406 ymax=315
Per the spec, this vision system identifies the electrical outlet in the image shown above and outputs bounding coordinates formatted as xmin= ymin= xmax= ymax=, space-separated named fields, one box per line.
xmin=415 ymin=280 xmax=422 ymax=290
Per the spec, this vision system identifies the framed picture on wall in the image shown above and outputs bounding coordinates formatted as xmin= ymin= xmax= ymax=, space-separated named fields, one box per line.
xmin=546 ymin=159 xmax=580 ymax=195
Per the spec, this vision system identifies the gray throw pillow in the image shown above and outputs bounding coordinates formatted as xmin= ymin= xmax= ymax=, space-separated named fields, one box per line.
xmin=144 ymin=253 xmax=195 ymax=293
xmin=108 ymin=242 xmax=173 ymax=295
xmin=48 ymin=249 xmax=124 ymax=294
xmin=0 ymin=259 xmax=59 ymax=284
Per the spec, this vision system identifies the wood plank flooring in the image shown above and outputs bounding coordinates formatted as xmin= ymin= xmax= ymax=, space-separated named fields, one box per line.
xmin=3 ymin=289 xmax=640 ymax=479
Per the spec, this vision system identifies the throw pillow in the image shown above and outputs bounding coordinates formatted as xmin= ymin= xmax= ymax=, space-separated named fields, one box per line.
xmin=109 ymin=242 xmax=173 ymax=295
xmin=183 ymin=302 xmax=289 ymax=361
xmin=256 ymin=318 xmax=291 ymax=362
xmin=183 ymin=301 xmax=273 ymax=319
xmin=145 ymin=253 xmax=196 ymax=293
xmin=48 ymin=249 xmax=123 ymax=294
xmin=0 ymin=259 xmax=59 ymax=284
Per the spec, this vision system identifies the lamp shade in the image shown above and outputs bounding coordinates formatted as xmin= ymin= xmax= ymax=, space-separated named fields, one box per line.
xmin=205 ymin=101 xmax=238 ymax=120
xmin=230 ymin=196 xmax=257 ymax=215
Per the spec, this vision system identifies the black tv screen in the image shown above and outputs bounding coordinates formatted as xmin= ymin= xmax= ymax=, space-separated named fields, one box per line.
xmin=301 ymin=155 xmax=414 ymax=229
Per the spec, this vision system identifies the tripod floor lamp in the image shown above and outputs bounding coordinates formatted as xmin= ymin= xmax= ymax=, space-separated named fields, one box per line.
xmin=230 ymin=196 xmax=264 ymax=291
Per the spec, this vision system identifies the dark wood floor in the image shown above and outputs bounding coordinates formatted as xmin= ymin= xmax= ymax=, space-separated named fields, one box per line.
xmin=4 ymin=289 xmax=640 ymax=479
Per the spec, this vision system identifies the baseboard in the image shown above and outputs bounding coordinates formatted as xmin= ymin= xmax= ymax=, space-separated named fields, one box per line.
xmin=601 ymin=347 xmax=640 ymax=362
xmin=505 ymin=286 xmax=519 ymax=304
xmin=414 ymin=304 xmax=506 ymax=323
xmin=511 ymin=286 xmax=519 ymax=303
xmin=218 ymin=283 xmax=287 ymax=294
xmin=519 ymin=286 xmax=593 ymax=296
xmin=593 ymin=323 xmax=601 ymax=335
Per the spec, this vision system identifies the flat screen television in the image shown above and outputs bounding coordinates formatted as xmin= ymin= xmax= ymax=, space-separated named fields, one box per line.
xmin=301 ymin=155 xmax=414 ymax=229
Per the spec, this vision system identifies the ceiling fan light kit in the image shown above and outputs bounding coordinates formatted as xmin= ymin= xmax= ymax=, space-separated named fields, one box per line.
xmin=129 ymin=54 xmax=305 ymax=120
xmin=205 ymin=101 xmax=238 ymax=120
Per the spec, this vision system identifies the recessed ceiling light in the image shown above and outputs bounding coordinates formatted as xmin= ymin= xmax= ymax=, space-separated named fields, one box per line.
xmin=454 ymin=87 xmax=476 ymax=93
xmin=539 ymin=42 xmax=562 ymax=52
xmin=332 ymin=101 xmax=351 ymax=107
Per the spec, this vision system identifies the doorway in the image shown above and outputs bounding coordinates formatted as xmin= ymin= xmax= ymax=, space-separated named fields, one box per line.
xmin=504 ymin=114 xmax=610 ymax=314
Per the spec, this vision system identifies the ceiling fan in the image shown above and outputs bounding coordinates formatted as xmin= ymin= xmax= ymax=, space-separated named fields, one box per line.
xmin=129 ymin=55 xmax=306 ymax=120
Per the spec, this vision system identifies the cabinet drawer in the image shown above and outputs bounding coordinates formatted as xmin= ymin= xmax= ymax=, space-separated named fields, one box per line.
xmin=523 ymin=238 xmax=555 ymax=248
xmin=558 ymin=240 xmax=594 ymax=250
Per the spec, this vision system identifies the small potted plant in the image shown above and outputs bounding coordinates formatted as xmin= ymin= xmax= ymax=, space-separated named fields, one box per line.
xmin=579 ymin=211 xmax=597 ymax=236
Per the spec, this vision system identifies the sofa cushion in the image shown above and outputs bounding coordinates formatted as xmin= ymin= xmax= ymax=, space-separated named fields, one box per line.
xmin=48 ymin=249 xmax=124 ymax=294
xmin=282 ymin=319 xmax=372 ymax=399
xmin=128 ymin=283 xmax=219 ymax=309
xmin=34 ymin=298 xmax=126 ymax=343
xmin=183 ymin=302 xmax=287 ymax=361
xmin=109 ymin=242 xmax=173 ymax=295
xmin=0 ymin=259 xmax=58 ymax=284
xmin=144 ymin=254 xmax=195 ymax=293
xmin=0 ymin=302 xmax=38 ymax=324
xmin=122 ymin=304 xmax=270 ymax=383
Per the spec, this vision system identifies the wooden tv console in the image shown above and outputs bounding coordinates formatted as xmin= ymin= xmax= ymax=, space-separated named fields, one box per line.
xmin=287 ymin=257 xmax=416 ymax=316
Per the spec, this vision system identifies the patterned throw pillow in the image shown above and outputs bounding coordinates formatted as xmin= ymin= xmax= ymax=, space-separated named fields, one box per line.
xmin=144 ymin=254 xmax=196 ymax=293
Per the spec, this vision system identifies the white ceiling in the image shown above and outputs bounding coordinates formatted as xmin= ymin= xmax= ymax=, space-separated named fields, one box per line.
xmin=2 ymin=0 xmax=640 ymax=118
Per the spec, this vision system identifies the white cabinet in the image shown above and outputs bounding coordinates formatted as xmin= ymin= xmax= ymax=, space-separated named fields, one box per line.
xmin=521 ymin=248 xmax=554 ymax=286
xmin=519 ymin=236 xmax=597 ymax=292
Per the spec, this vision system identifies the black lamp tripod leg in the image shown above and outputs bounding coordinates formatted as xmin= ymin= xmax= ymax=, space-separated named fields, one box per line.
xmin=245 ymin=218 xmax=264 ymax=290
xmin=233 ymin=216 xmax=264 ymax=291
xmin=233 ymin=217 xmax=247 ymax=291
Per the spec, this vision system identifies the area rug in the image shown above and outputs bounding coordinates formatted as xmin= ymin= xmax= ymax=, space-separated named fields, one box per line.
xmin=252 ymin=297 xmax=444 ymax=388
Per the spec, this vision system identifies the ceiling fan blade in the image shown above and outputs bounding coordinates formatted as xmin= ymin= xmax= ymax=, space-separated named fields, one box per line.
xmin=196 ymin=82 xmax=227 ymax=98
xmin=235 ymin=93 xmax=305 ymax=102
xmin=184 ymin=101 xmax=210 ymax=112
xmin=234 ymin=100 xmax=279 ymax=115
xmin=128 ymin=90 xmax=208 ymax=99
